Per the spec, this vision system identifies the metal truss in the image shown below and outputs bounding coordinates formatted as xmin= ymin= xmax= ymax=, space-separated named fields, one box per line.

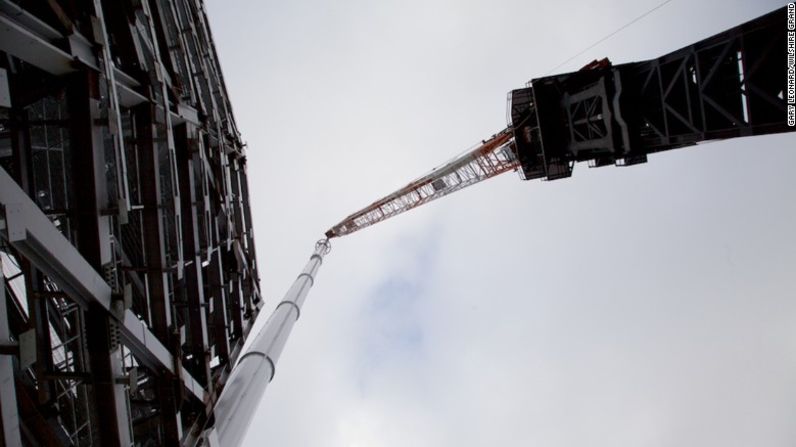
xmin=327 ymin=7 xmax=794 ymax=240
xmin=0 ymin=0 xmax=260 ymax=445
xmin=510 ymin=7 xmax=792 ymax=180
xmin=326 ymin=129 xmax=518 ymax=238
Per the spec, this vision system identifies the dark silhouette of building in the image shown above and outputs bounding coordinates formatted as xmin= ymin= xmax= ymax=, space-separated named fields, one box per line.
xmin=0 ymin=1 xmax=260 ymax=445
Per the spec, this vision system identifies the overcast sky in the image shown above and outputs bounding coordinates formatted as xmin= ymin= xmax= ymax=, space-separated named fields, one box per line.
xmin=204 ymin=1 xmax=796 ymax=446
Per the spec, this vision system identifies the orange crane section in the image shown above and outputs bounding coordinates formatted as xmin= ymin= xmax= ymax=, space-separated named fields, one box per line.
xmin=325 ymin=128 xmax=518 ymax=238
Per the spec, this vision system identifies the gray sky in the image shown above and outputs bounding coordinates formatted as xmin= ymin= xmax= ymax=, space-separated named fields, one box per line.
xmin=205 ymin=1 xmax=796 ymax=445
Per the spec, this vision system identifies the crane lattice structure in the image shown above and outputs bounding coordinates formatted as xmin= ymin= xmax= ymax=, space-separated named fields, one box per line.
xmin=326 ymin=128 xmax=518 ymax=238
xmin=327 ymin=6 xmax=793 ymax=239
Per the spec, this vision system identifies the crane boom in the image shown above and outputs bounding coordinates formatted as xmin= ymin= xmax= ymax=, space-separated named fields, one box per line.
xmin=328 ymin=6 xmax=793 ymax=239
xmin=326 ymin=128 xmax=518 ymax=238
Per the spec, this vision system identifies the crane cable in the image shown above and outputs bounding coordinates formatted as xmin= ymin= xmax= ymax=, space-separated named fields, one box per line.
xmin=543 ymin=0 xmax=675 ymax=76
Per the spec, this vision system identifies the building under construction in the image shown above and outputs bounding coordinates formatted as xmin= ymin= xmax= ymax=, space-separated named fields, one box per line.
xmin=0 ymin=0 xmax=260 ymax=445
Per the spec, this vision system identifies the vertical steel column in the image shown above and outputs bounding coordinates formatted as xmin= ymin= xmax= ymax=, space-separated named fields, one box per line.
xmin=208 ymin=246 xmax=231 ymax=365
xmin=205 ymin=239 xmax=331 ymax=447
xmin=91 ymin=0 xmax=131 ymax=208
xmin=133 ymin=102 xmax=183 ymax=445
xmin=134 ymin=104 xmax=173 ymax=342
xmin=21 ymin=259 xmax=55 ymax=411
xmin=175 ymin=123 xmax=212 ymax=389
xmin=66 ymin=70 xmax=133 ymax=447
xmin=0 ymin=256 xmax=22 ymax=447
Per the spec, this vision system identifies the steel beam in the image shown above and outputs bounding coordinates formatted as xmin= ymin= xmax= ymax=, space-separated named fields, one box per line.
xmin=0 ymin=257 xmax=22 ymax=447
xmin=84 ymin=309 xmax=133 ymax=446
xmin=135 ymin=103 xmax=173 ymax=343
xmin=175 ymin=123 xmax=212 ymax=389
xmin=0 ymin=13 xmax=74 ymax=75
xmin=0 ymin=166 xmax=205 ymax=403
xmin=208 ymin=248 xmax=230 ymax=365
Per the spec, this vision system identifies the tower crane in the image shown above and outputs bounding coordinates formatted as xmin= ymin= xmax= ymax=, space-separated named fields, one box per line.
xmin=327 ymin=6 xmax=794 ymax=239
xmin=201 ymin=6 xmax=794 ymax=446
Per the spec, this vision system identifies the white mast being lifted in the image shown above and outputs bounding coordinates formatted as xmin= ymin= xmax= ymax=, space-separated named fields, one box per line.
xmin=199 ymin=129 xmax=523 ymax=446
xmin=203 ymin=239 xmax=331 ymax=447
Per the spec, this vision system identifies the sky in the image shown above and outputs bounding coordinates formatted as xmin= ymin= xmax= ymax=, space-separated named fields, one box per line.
xmin=204 ymin=1 xmax=796 ymax=446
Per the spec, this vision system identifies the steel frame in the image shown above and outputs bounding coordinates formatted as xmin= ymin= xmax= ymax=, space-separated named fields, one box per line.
xmin=0 ymin=0 xmax=259 ymax=445
xmin=0 ymin=253 xmax=22 ymax=447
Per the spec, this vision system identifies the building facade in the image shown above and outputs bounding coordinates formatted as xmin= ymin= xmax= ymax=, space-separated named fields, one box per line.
xmin=0 ymin=0 xmax=260 ymax=445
